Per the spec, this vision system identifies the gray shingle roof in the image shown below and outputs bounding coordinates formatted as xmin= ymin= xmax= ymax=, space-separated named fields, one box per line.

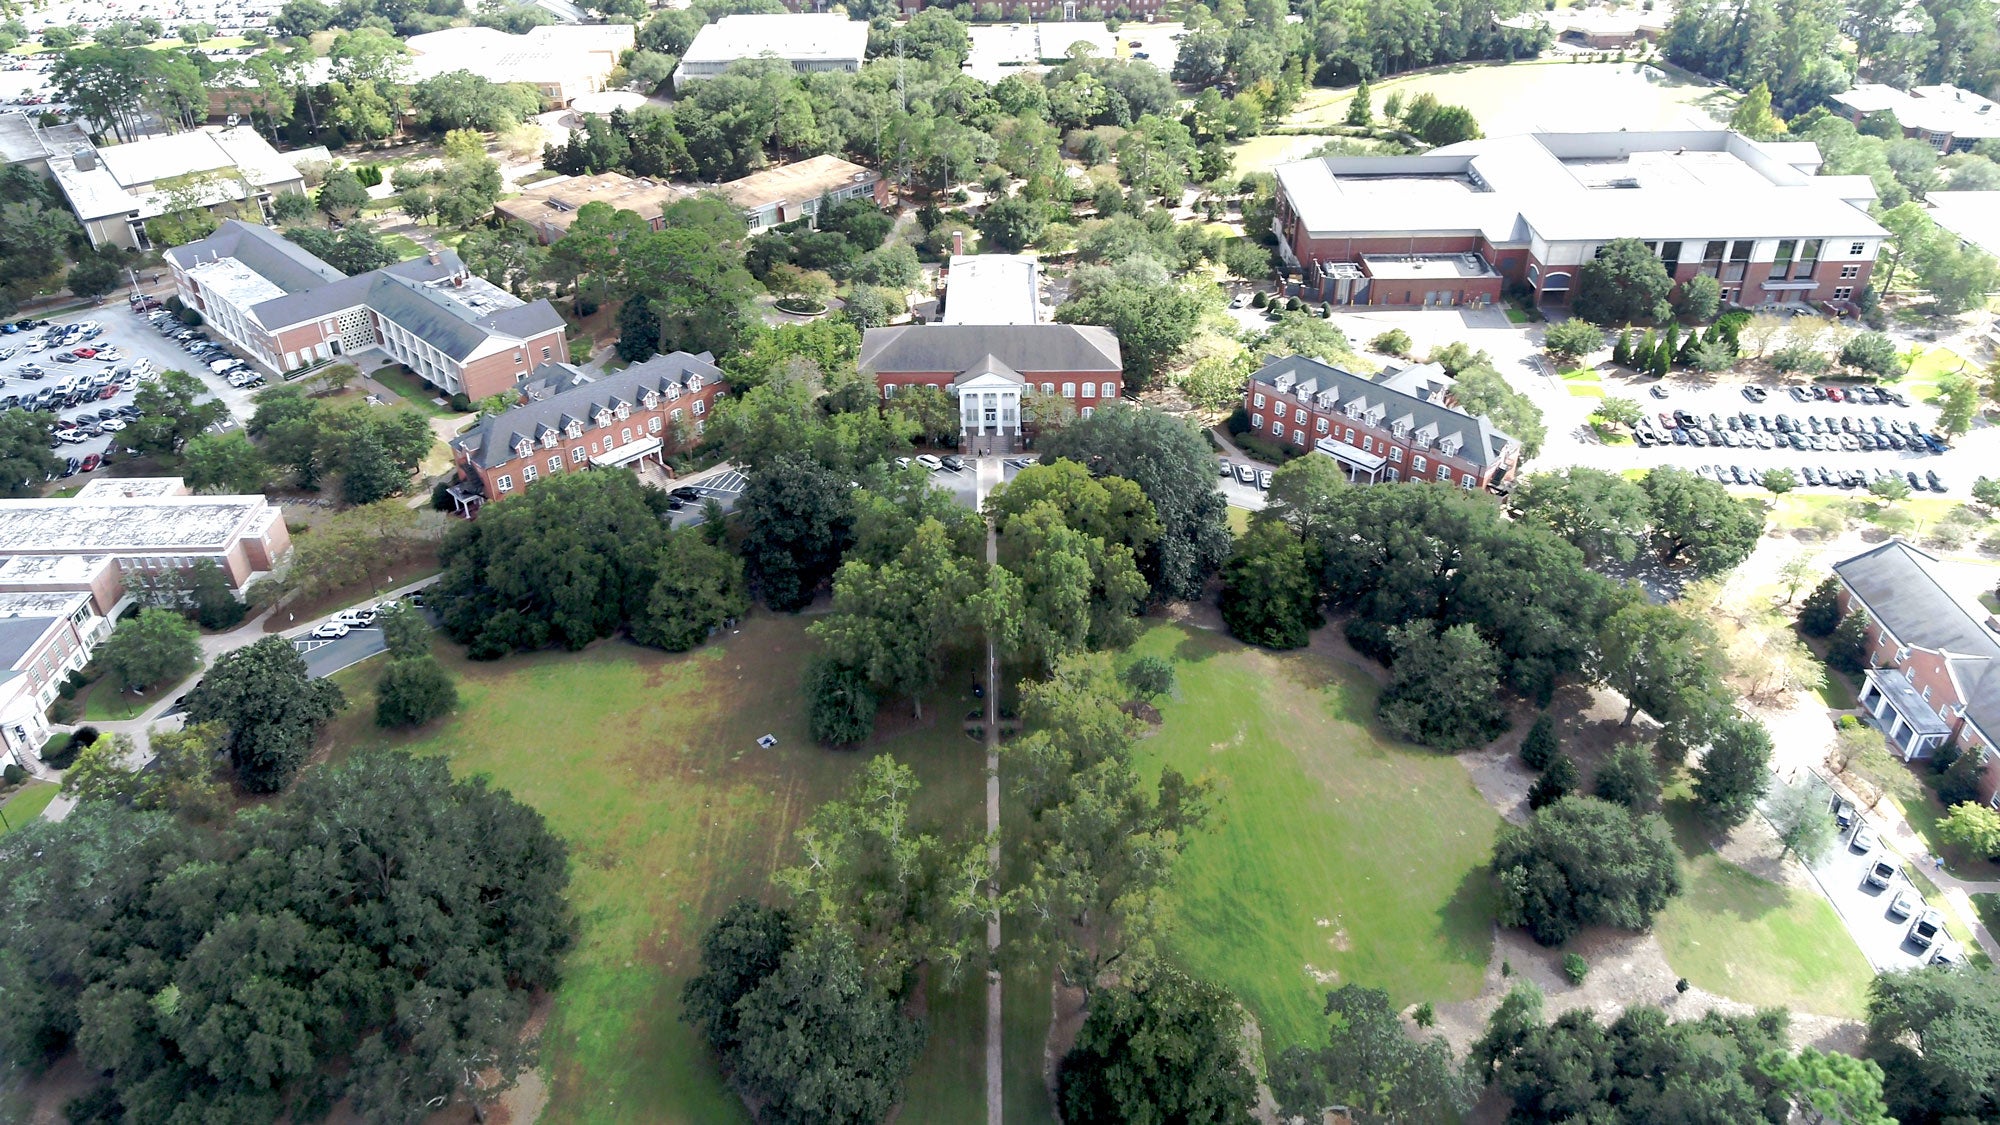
xmin=1834 ymin=538 xmax=2000 ymax=738
xmin=1248 ymin=354 xmax=1517 ymax=470
xmin=165 ymin=219 xmax=345 ymax=294
xmin=453 ymin=350 xmax=722 ymax=468
xmin=0 ymin=614 xmax=58 ymax=671
xmin=859 ymin=324 xmax=1122 ymax=375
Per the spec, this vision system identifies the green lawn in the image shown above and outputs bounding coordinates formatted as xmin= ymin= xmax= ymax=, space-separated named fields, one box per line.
xmin=1816 ymin=668 xmax=1859 ymax=710
xmin=367 ymin=363 xmax=455 ymax=417
xmin=1903 ymin=345 xmax=1970 ymax=402
xmin=0 ymin=783 xmax=57 ymax=833
xmin=1226 ymin=506 xmax=1252 ymax=536
xmin=79 ymin=678 xmax=175 ymax=721
xmin=322 ymin=614 xmax=993 ymax=1124
xmin=1654 ymin=845 xmax=1875 ymax=1019
xmin=378 ymin=232 xmax=427 ymax=262
xmin=1122 ymin=625 xmax=1500 ymax=1054
xmin=1504 ymin=306 xmax=1532 ymax=324
xmin=1567 ymin=384 xmax=1607 ymax=398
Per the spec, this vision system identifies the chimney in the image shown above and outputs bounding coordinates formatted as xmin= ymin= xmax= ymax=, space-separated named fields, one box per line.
xmin=952 ymin=230 xmax=964 ymax=257
xmin=453 ymin=272 xmax=466 ymax=287
xmin=427 ymin=250 xmax=440 ymax=265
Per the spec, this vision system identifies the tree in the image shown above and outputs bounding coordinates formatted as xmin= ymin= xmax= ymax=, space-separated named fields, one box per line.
xmin=1508 ymin=467 xmax=1651 ymax=564
xmin=682 ymin=899 xmax=796 ymax=1062
xmin=1572 ymin=237 xmax=1673 ymax=326
xmin=66 ymin=246 xmax=124 ymax=300
xmin=95 ymin=607 xmax=201 ymax=692
xmin=1768 ymin=776 xmax=1840 ymax=862
xmin=1692 ymin=715 xmax=1773 ymax=827
xmin=1528 ymin=752 xmax=1580 ymax=810
xmin=1054 ymin=276 xmax=1214 ymax=391
xmin=1936 ymin=372 xmax=1980 ymax=436
xmin=1271 ymin=983 xmax=1475 ymax=1124
xmin=124 ymin=369 xmax=226 ymax=456
xmin=1866 ymin=966 xmax=2000 ymax=1125
xmin=317 ymin=167 xmax=369 ymax=220
xmin=1494 ymin=795 xmax=1682 ymax=946
xmin=186 ymin=559 xmax=245 ymax=631
xmin=1542 ymin=318 xmax=1605 ymax=365
xmin=739 ymin=453 xmax=855 ymax=612
xmin=184 ymin=635 xmax=345 ymax=792
xmin=1038 ymin=405 xmax=1233 ymax=603
xmin=1761 ymin=1047 xmax=1896 ymax=1125
xmin=1827 ymin=608 xmax=1872 ymax=675
xmin=805 ymin=655 xmax=878 ymax=746
xmin=1841 ymin=330 xmax=1905 ymax=376
xmin=339 ymin=426 xmax=409 ymax=505
xmin=1642 ymin=466 xmax=1764 ymax=574
xmin=1730 ymin=81 xmax=1788 ymax=138
xmin=1677 ymin=273 xmax=1724 ymax=323
xmin=1594 ymin=396 xmax=1645 ymax=429
xmin=1595 ymin=601 xmax=1728 ymax=743
xmin=1219 ymin=521 xmax=1319 ymax=648
xmin=1520 ymin=713 xmax=1558 ymax=770
xmin=1345 ymin=81 xmax=1373 ymax=127
xmin=376 ymin=600 xmax=431 ymax=659
xmin=60 ymin=721 xmax=228 ymax=823
xmin=433 ymin=471 xmax=670 ymax=657
xmin=811 ymin=518 xmax=981 ymax=717
xmin=374 ymin=654 xmax=457 ymax=728
xmin=1763 ymin=467 xmax=1798 ymax=494
xmin=1593 ymin=742 xmax=1661 ymax=812
xmin=0 ymin=410 xmax=59 ymax=497
xmin=1059 ymin=968 xmax=1258 ymax=1125
xmin=181 ymin=431 xmax=271 ymax=494
xmin=1379 ymin=620 xmax=1510 ymax=752
xmin=977 ymin=194 xmax=1046 ymax=252
xmin=1799 ymin=575 xmax=1844 ymax=636
xmin=632 ymin=529 xmax=748 ymax=652
xmin=1869 ymin=472 xmax=1913 ymax=502
xmin=1939 ymin=800 xmax=2000 ymax=858
xmin=1120 ymin=655 xmax=1175 ymax=705
xmin=1451 ymin=362 xmax=1548 ymax=459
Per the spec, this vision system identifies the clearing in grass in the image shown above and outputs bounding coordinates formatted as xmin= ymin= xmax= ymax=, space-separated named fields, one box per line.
xmin=321 ymin=614 xmax=991 ymax=1125
xmin=1122 ymin=624 xmax=1499 ymax=1054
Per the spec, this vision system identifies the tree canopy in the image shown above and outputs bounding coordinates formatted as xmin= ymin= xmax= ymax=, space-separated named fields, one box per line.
xmin=1492 ymin=795 xmax=1683 ymax=946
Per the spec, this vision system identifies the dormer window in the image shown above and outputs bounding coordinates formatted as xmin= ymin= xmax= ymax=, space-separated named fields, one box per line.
xmin=642 ymin=392 xmax=659 ymax=410
xmin=1344 ymin=404 xmax=1362 ymax=420
xmin=687 ymin=375 xmax=703 ymax=392
xmin=615 ymin=403 xmax=631 ymax=421
xmin=664 ymin=383 xmax=681 ymax=399
xmin=540 ymin=431 xmax=557 ymax=449
xmin=565 ymin=420 xmax=583 ymax=439
xmin=514 ymin=439 xmax=532 ymax=459
xmin=594 ymin=410 xmax=611 ymax=428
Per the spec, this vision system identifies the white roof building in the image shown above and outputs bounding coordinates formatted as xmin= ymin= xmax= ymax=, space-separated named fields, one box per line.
xmin=1830 ymin=83 xmax=2000 ymax=152
xmin=674 ymin=14 xmax=869 ymax=87
xmin=942 ymin=254 xmax=1045 ymax=326
xmin=1926 ymin=190 xmax=2000 ymax=259
xmin=210 ymin=24 xmax=635 ymax=108
xmin=47 ymin=126 xmax=314 ymax=251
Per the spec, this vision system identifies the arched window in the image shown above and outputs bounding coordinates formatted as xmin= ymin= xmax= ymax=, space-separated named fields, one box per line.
xmin=1101 ymin=381 xmax=1116 ymax=399
xmin=1062 ymin=382 xmax=1076 ymax=398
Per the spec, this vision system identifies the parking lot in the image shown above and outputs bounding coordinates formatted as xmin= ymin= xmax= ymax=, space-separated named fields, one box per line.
xmin=1627 ymin=379 xmax=1956 ymax=494
xmin=0 ymin=298 xmax=264 ymax=485
xmin=1808 ymin=809 xmax=1969 ymax=972
xmin=666 ymin=466 xmax=747 ymax=529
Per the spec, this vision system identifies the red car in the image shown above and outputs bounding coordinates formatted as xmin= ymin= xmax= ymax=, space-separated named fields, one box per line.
xmin=96 ymin=384 xmax=117 ymax=400
xmin=80 ymin=453 xmax=101 ymax=473
xmin=70 ymin=347 xmax=98 ymax=359
xmin=1657 ymin=411 xmax=1679 ymax=429
xmin=1826 ymin=387 xmax=1844 ymax=402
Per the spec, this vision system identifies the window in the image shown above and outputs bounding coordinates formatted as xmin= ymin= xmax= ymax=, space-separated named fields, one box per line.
xmin=1387 ymin=468 xmax=1400 ymax=481
xmin=1461 ymin=473 xmax=1474 ymax=488
xmin=1251 ymin=392 xmax=1263 ymax=407
xmin=1923 ymin=684 xmax=1933 ymax=701
xmin=649 ymin=417 xmax=661 ymax=434
xmin=1344 ymin=428 xmax=1355 ymax=443
xmin=1041 ymin=383 xmax=1054 ymax=394
xmin=1834 ymin=287 xmax=1853 ymax=300
xmin=541 ymin=346 xmax=552 ymax=360
xmin=1361 ymin=435 xmax=1372 ymax=452
xmin=572 ymin=446 xmax=585 ymax=464
xmin=1388 ymin=446 xmax=1402 ymax=462
xmin=620 ymin=428 xmax=632 ymax=444
xmin=1773 ymin=239 xmax=1797 ymax=274
xmin=1435 ymin=463 xmax=1449 ymax=480
xmin=1413 ymin=455 xmax=1427 ymax=473
xmin=671 ymin=408 xmax=684 ymax=422
xmin=1850 ymin=241 xmax=1866 ymax=255
xmin=497 ymin=474 xmax=514 ymax=492
xmin=1840 ymin=264 xmax=1860 ymax=279
xmin=1250 ymin=414 xmax=1264 ymax=430
xmin=1793 ymin=238 xmax=1821 ymax=279
xmin=615 ymin=404 xmax=630 ymax=420
xmin=1294 ymin=407 xmax=1306 ymax=423
xmin=548 ymin=456 xmax=561 ymax=473
xmin=1101 ymin=382 xmax=1116 ymax=399
xmin=1292 ymin=429 xmax=1304 ymax=444
xmin=694 ymin=419 xmax=704 ymax=435
xmin=1316 ymin=418 xmax=1329 ymax=434
xmin=1896 ymin=645 xmax=1910 ymax=663
xmin=1081 ymin=406 xmax=1094 ymax=419
xmin=883 ymin=383 xmax=897 ymax=399
xmin=693 ymin=400 xmax=705 ymax=416
xmin=523 ymin=464 xmax=537 ymax=483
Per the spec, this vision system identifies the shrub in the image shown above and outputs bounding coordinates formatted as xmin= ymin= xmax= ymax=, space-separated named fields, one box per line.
xmin=1768 ymin=344 xmax=1829 ymax=375
xmin=2 ymin=764 xmax=21 ymax=785
xmin=431 ymin=481 xmax=454 ymax=511
xmin=1520 ymin=713 xmax=1558 ymax=771
xmin=1562 ymin=953 xmax=1589 ymax=984
xmin=1370 ymin=328 xmax=1413 ymax=356
xmin=1251 ymin=291 xmax=1267 ymax=308
xmin=1527 ymin=753 xmax=1579 ymax=809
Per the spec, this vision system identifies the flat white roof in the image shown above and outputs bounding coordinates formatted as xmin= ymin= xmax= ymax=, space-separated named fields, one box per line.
xmin=680 ymin=13 xmax=868 ymax=66
xmin=0 ymin=494 xmax=273 ymax=555
xmin=1833 ymin=83 xmax=2000 ymax=140
xmin=1277 ymin=130 xmax=1886 ymax=247
xmin=943 ymin=254 xmax=1043 ymax=325
xmin=186 ymin=257 xmax=289 ymax=311
xmin=1927 ymin=191 xmax=2000 ymax=259
xmin=49 ymin=126 xmax=308 ymax=222
xmin=0 ymin=555 xmax=113 ymax=585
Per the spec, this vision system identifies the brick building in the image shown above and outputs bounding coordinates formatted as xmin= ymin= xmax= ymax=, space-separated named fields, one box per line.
xmin=717 ymin=155 xmax=889 ymax=234
xmin=166 ymin=221 xmax=568 ymax=399
xmin=1243 ymin=355 xmax=1522 ymax=490
xmin=0 ymin=476 xmax=289 ymax=593
xmin=859 ymin=324 xmax=1122 ymax=455
xmin=1832 ymin=539 xmax=2000 ymax=805
xmin=1829 ymin=84 xmax=2000 ymax=154
xmin=1273 ymin=130 xmax=1885 ymax=313
xmin=0 ymin=592 xmax=115 ymax=770
xmin=449 ymin=352 xmax=725 ymax=510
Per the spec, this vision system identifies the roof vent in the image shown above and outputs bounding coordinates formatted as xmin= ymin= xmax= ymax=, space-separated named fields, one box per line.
xmin=73 ymin=149 xmax=97 ymax=172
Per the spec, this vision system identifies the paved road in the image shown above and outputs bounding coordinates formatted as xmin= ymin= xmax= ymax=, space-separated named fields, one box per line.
xmin=667 ymin=465 xmax=748 ymax=528
xmin=295 ymin=627 xmax=388 ymax=678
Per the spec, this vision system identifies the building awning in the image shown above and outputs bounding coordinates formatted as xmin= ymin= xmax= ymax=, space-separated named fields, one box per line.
xmin=1314 ymin=437 xmax=1386 ymax=471
xmin=1865 ymin=669 xmax=1951 ymax=736
xmin=1759 ymin=280 xmax=1820 ymax=291
xmin=589 ymin=435 xmax=662 ymax=467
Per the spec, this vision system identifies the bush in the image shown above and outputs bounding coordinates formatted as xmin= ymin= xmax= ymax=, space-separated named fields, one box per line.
xmin=1768 ymin=344 xmax=1829 ymax=375
xmin=1251 ymin=291 xmax=1267 ymax=308
xmin=374 ymin=655 xmax=458 ymax=728
xmin=1225 ymin=406 xmax=1251 ymax=435
xmin=1527 ymin=753 xmax=1579 ymax=810
xmin=1840 ymin=330 xmax=1905 ymax=377
xmin=448 ymin=391 xmax=473 ymax=412
xmin=1520 ymin=713 xmax=1558 ymax=771
xmin=1562 ymin=952 xmax=1590 ymax=983
xmin=1370 ymin=328 xmax=1413 ymax=356
xmin=431 ymin=481 xmax=454 ymax=511
xmin=2 ymin=764 xmax=21 ymax=785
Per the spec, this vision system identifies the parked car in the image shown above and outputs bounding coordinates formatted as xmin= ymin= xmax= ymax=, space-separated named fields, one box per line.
xmin=1851 ymin=823 xmax=1880 ymax=852
xmin=1927 ymin=470 xmax=1946 ymax=493
xmin=939 ymin=454 xmax=964 ymax=472
xmin=1932 ymin=941 xmax=1967 ymax=966
xmin=1866 ymin=858 xmax=1899 ymax=888
xmin=1649 ymin=384 xmax=1669 ymax=399
xmin=309 ymin=621 xmax=351 ymax=640
xmin=1257 ymin=468 xmax=1273 ymax=490
xmin=1219 ymin=458 xmax=1233 ymax=476
xmin=1888 ymin=889 xmax=1919 ymax=919
xmin=1829 ymin=796 xmax=1855 ymax=828
xmin=1909 ymin=909 xmax=1945 ymax=948
xmin=79 ymin=452 xmax=100 ymax=472
xmin=1233 ymin=464 xmax=1256 ymax=484
xmin=1742 ymin=385 xmax=1768 ymax=402
xmin=669 ymin=486 xmax=702 ymax=501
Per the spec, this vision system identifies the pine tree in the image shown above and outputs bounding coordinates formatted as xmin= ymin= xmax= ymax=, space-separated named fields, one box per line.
xmin=1613 ymin=328 xmax=1633 ymax=368
xmin=1520 ymin=713 xmax=1558 ymax=771
xmin=1798 ymin=576 xmax=1843 ymax=637
xmin=1527 ymin=753 xmax=1580 ymax=809
xmin=1663 ymin=323 xmax=1680 ymax=361
xmin=1650 ymin=341 xmax=1671 ymax=378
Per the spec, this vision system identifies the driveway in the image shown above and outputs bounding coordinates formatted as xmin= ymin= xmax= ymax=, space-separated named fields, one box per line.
xmin=1806 ymin=811 xmax=1969 ymax=970
xmin=666 ymin=465 xmax=746 ymax=528
xmin=293 ymin=627 xmax=388 ymax=678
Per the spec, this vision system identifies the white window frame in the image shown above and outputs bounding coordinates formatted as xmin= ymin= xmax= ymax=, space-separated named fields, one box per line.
xmin=496 ymin=474 xmax=514 ymax=492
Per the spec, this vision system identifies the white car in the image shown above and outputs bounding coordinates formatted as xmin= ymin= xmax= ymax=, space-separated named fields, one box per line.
xmin=0 ymin=346 xmax=15 ymax=360
xmin=309 ymin=621 xmax=350 ymax=640
xmin=915 ymin=454 xmax=944 ymax=471
xmin=100 ymin=419 xmax=125 ymax=431
xmin=25 ymin=337 xmax=45 ymax=352
xmin=94 ymin=348 xmax=124 ymax=363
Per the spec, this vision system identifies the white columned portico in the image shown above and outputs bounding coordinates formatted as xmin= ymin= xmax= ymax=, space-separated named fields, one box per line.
xmin=953 ymin=360 xmax=1026 ymax=455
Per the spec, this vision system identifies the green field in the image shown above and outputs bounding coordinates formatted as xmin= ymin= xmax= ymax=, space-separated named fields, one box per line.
xmin=79 ymin=678 xmax=175 ymax=721
xmin=366 ymin=363 xmax=456 ymax=417
xmin=1283 ymin=59 xmax=1731 ymax=138
xmin=323 ymin=615 xmax=1000 ymax=1124
xmin=1122 ymin=624 xmax=1500 ymax=1053
xmin=0 ymin=782 xmax=56 ymax=833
